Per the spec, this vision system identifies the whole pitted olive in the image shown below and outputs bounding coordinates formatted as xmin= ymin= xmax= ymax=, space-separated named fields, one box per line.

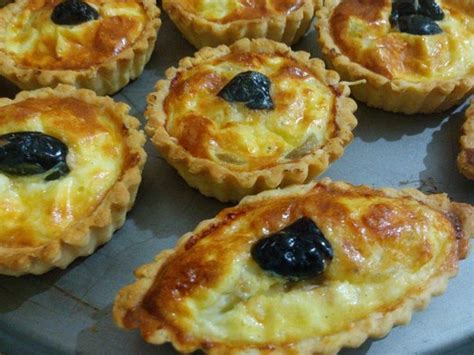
xmin=0 ymin=132 xmax=70 ymax=181
xmin=390 ymin=0 xmax=444 ymax=35
xmin=218 ymin=71 xmax=274 ymax=110
xmin=51 ymin=0 xmax=99 ymax=26
xmin=251 ymin=217 xmax=334 ymax=279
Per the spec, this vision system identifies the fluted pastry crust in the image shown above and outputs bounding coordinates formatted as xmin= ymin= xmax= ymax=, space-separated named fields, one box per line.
xmin=316 ymin=0 xmax=474 ymax=114
xmin=0 ymin=0 xmax=161 ymax=96
xmin=146 ymin=38 xmax=357 ymax=202
xmin=113 ymin=178 xmax=473 ymax=354
xmin=163 ymin=0 xmax=319 ymax=48
xmin=0 ymin=85 xmax=146 ymax=276
xmin=458 ymin=100 xmax=474 ymax=179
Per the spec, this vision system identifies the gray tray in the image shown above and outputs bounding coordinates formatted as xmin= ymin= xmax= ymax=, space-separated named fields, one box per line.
xmin=0 ymin=10 xmax=473 ymax=355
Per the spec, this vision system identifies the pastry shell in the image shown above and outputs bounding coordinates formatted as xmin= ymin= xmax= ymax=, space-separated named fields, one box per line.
xmin=316 ymin=0 xmax=474 ymax=114
xmin=458 ymin=100 xmax=474 ymax=179
xmin=113 ymin=178 xmax=473 ymax=354
xmin=0 ymin=0 xmax=161 ymax=96
xmin=0 ymin=85 xmax=147 ymax=276
xmin=145 ymin=38 xmax=357 ymax=202
xmin=163 ymin=0 xmax=320 ymax=49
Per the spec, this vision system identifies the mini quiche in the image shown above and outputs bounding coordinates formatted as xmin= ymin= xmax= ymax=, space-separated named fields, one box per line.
xmin=114 ymin=178 xmax=473 ymax=354
xmin=0 ymin=0 xmax=161 ymax=96
xmin=0 ymin=85 xmax=146 ymax=276
xmin=163 ymin=0 xmax=320 ymax=49
xmin=317 ymin=0 xmax=474 ymax=114
xmin=146 ymin=38 xmax=357 ymax=202
xmin=458 ymin=100 xmax=474 ymax=179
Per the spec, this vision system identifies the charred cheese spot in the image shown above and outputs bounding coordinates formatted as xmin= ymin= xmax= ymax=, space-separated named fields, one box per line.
xmin=174 ymin=0 xmax=304 ymax=23
xmin=141 ymin=183 xmax=459 ymax=347
xmin=0 ymin=98 xmax=131 ymax=248
xmin=164 ymin=53 xmax=337 ymax=171
xmin=0 ymin=0 xmax=146 ymax=70
xmin=330 ymin=0 xmax=474 ymax=81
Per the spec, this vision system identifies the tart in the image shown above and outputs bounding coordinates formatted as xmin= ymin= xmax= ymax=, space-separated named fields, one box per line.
xmin=146 ymin=38 xmax=357 ymax=202
xmin=0 ymin=85 xmax=146 ymax=276
xmin=113 ymin=178 xmax=473 ymax=354
xmin=317 ymin=0 xmax=474 ymax=114
xmin=458 ymin=100 xmax=474 ymax=179
xmin=163 ymin=0 xmax=320 ymax=49
xmin=0 ymin=0 xmax=161 ymax=96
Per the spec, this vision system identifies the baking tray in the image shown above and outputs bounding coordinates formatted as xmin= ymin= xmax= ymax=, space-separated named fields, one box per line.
xmin=0 ymin=9 xmax=473 ymax=355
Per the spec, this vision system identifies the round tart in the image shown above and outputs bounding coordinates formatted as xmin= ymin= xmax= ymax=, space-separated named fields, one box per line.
xmin=163 ymin=0 xmax=320 ymax=49
xmin=114 ymin=178 xmax=473 ymax=354
xmin=146 ymin=38 xmax=357 ymax=202
xmin=0 ymin=85 xmax=146 ymax=276
xmin=0 ymin=0 xmax=161 ymax=96
xmin=317 ymin=0 xmax=474 ymax=114
xmin=458 ymin=100 xmax=474 ymax=179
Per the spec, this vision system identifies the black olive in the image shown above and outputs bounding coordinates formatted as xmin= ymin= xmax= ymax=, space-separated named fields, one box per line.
xmin=218 ymin=71 xmax=274 ymax=110
xmin=51 ymin=0 xmax=99 ymax=26
xmin=390 ymin=0 xmax=418 ymax=26
xmin=0 ymin=132 xmax=70 ymax=180
xmin=418 ymin=0 xmax=445 ymax=21
xmin=251 ymin=217 xmax=333 ymax=279
xmin=398 ymin=14 xmax=443 ymax=35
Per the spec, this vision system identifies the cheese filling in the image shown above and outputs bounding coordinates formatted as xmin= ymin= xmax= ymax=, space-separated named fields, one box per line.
xmin=165 ymin=52 xmax=337 ymax=171
xmin=142 ymin=183 xmax=458 ymax=346
xmin=0 ymin=97 xmax=127 ymax=248
xmin=175 ymin=0 xmax=304 ymax=23
xmin=330 ymin=0 xmax=474 ymax=81
xmin=0 ymin=0 xmax=146 ymax=70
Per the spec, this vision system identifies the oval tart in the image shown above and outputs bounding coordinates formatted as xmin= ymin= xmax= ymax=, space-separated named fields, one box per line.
xmin=146 ymin=38 xmax=357 ymax=202
xmin=317 ymin=0 xmax=474 ymax=114
xmin=114 ymin=178 xmax=473 ymax=354
xmin=163 ymin=0 xmax=320 ymax=49
xmin=0 ymin=0 xmax=161 ymax=95
xmin=0 ymin=85 xmax=146 ymax=276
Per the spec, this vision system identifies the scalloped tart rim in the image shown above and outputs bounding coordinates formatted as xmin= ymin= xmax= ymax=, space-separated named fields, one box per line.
xmin=145 ymin=38 xmax=358 ymax=202
xmin=316 ymin=0 xmax=474 ymax=114
xmin=163 ymin=0 xmax=320 ymax=49
xmin=0 ymin=0 xmax=161 ymax=96
xmin=0 ymin=85 xmax=147 ymax=276
xmin=113 ymin=178 xmax=473 ymax=354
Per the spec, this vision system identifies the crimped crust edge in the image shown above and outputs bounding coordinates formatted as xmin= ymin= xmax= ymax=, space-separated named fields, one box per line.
xmin=0 ymin=85 xmax=147 ymax=276
xmin=0 ymin=0 xmax=161 ymax=96
xmin=113 ymin=178 xmax=473 ymax=354
xmin=316 ymin=0 xmax=474 ymax=114
xmin=145 ymin=38 xmax=358 ymax=202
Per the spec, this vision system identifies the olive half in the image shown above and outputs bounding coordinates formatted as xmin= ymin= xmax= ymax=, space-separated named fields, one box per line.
xmin=390 ymin=0 xmax=444 ymax=35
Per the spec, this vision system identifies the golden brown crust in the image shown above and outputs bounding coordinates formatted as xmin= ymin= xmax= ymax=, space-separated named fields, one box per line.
xmin=145 ymin=38 xmax=357 ymax=202
xmin=458 ymin=100 xmax=474 ymax=179
xmin=0 ymin=0 xmax=161 ymax=96
xmin=163 ymin=0 xmax=319 ymax=48
xmin=0 ymin=85 xmax=147 ymax=276
xmin=113 ymin=178 xmax=473 ymax=354
xmin=316 ymin=0 xmax=474 ymax=114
